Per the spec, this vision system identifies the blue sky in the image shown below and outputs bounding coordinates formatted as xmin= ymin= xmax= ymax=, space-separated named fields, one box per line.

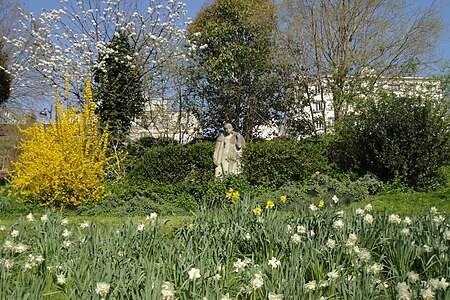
xmin=21 ymin=0 xmax=450 ymax=65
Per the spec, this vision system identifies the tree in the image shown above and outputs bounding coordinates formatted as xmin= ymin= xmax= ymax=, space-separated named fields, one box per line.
xmin=94 ymin=31 xmax=145 ymax=141
xmin=0 ymin=41 xmax=11 ymax=105
xmin=335 ymin=92 xmax=450 ymax=190
xmin=277 ymin=0 xmax=443 ymax=130
xmin=187 ymin=0 xmax=287 ymax=139
xmin=4 ymin=0 xmax=190 ymax=108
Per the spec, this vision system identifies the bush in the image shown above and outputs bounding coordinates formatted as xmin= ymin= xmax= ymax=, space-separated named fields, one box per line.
xmin=125 ymin=136 xmax=178 ymax=157
xmin=7 ymin=81 xmax=113 ymax=207
xmin=242 ymin=137 xmax=333 ymax=188
xmin=335 ymin=93 xmax=450 ymax=190
xmin=127 ymin=141 xmax=215 ymax=184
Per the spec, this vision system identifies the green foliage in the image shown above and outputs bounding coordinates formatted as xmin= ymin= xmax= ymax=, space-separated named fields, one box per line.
xmin=125 ymin=136 xmax=178 ymax=157
xmin=335 ymin=93 xmax=450 ymax=191
xmin=0 ymin=41 xmax=11 ymax=104
xmin=128 ymin=141 xmax=216 ymax=184
xmin=188 ymin=0 xmax=287 ymax=138
xmin=93 ymin=31 xmax=145 ymax=141
xmin=242 ymin=138 xmax=333 ymax=188
xmin=260 ymin=173 xmax=383 ymax=211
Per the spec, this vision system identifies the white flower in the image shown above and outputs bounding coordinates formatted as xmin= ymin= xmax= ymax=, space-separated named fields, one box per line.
xmin=309 ymin=204 xmax=318 ymax=211
xmin=403 ymin=216 xmax=412 ymax=225
xmin=297 ymin=225 xmax=306 ymax=234
xmin=291 ymin=234 xmax=301 ymax=244
xmin=213 ymin=273 xmax=222 ymax=280
xmin=3 ymin=240 xmax=14 ymax=250
xmin=220 ymin=293 xmax=231 ymax=300
xmin=0 ymin=225 xmax=6 ymax=231
xmin=355 ymin=208 xmax=365 ymax=216
xmin=10 ymin=230 xmax=19 ymax=238
xmin=95 ymin=282 xmax=110 ymax=298
xmin=401 ymin=228 xmax=410 ymax=236
xmin=357 ymin=249 xmax=371 ymax=262
xmin=364 ymin=204 xmax=373 ymax=211
xmin=332 ymin=195 xmax=339 ymax=204
xmin=333 ymin=219 xmax=344 ymax=230
xmin=437 ymin=278 xmax=449 ymax=290
xmin=40 ymin=214 xmax=48 ymax=223
xmin=62 ymin=240 xmax=71 ymax=249
xmin=137 ymin=223 xmax=145 ymax=231
xmin=388 ymin=214 xmax=401 ymax=224
xmin=336 ymin=210 xmax=344 ymax=217
xmin=250 ymin=273 xmax=264 ymax=289
xmin=161 ymin=282 xmax=176 ymax=299
xmin=430 ymin=207 xmax=438 ymax=214
xmin=428 ymin=278 xmax=440 ymax=290
xmin=14 ymin=243 xmax=27 ymax=253
xmin=78 ymin=221 xmax=89 ymax=229
xmin=423 ymin=245 xmax=433 ymax=253
xmin=367 ymin=263 xmax=383 ymax=275
xmin=243 ymin=232 xmax=251 ymax=241
xmin=364 ymin=214 xmax=374 ymax=224
xmin=56 ymin=274 xmax=66 ymax=285
xmin=188 ymin=268 xmax=201 ymax=280
xmin=62 ymin=229 xmax=72 ymax=238
xmin=286 ymin=224 xmax=292 ymax=234
xmin=268 ymin=257 xmax=281 ymax=269
xmin=326 ymin=238 xmax=336 ymax=249
xmin=396 ymin=282 xmax=412 ymax=300
xmin=268 ymin=292 xmax=284 ymax=299
xmin=304 ymin=280 xmax=316 ymax=292
xmin=146 ymin=212 xmax=158 ymax=221
xmin=326 ymin=270 xmax=339 ymax=280
xmin=421 ymin=288 xmax=435 ymax=300
xmin=444 ymin=230 xmax=450 ymax=241
xmin=406 ymin=271 xmax=420 ymax=283
xmin=432 ymin=215 xmax=445 ymax=227
xmin=233 ymin=258 xmax=249 ymax=272
xmin=26 ymin=213 xmax=35 ymax=222
xmin=60 ymin=218 xmax=69 ymax=226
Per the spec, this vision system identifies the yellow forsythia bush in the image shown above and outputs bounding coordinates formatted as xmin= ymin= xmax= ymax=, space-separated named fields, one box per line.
xmin=8 ymin=79 xmax=111 ymax=207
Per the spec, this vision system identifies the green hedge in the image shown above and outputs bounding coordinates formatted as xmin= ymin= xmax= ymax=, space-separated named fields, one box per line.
xmin=127 ymin=141 xmax=216 ymax=184
xmin=241 ymin=137 xmax=333 ymax=188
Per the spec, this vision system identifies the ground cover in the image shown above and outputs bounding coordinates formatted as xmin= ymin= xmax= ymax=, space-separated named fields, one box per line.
xmin=0 ymin=195 xmax=449 ymax=299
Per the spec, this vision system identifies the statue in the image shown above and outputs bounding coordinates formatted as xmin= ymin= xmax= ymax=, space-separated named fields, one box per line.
xmin=213 ymin=123 xmax=245 ymax=177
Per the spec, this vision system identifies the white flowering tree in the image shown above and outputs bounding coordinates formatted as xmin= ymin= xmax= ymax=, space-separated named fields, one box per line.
xmin=4 ymin=0 xmax=191 ymax=108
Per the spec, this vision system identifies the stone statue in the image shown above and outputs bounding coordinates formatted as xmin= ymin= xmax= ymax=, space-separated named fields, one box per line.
xmin=213 ymin=123 xmax=245 ymax=177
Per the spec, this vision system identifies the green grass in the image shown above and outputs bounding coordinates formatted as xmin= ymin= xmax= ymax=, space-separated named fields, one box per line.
xmin=350 ymin=187 xmax=450 ymax=215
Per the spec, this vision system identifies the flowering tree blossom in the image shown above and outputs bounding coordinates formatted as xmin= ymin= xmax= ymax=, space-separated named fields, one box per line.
xmin=4 ymin=0 xmax=192 ymax=107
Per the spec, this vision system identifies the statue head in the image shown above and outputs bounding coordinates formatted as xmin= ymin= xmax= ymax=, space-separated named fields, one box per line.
xmin=224 ymin=123 xmax=233 ymax=135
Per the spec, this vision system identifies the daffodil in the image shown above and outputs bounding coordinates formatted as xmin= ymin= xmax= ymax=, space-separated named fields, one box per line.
xmin=280 ymin=195 xmax=287 ymax=203
xmin=318 ymin=200 xmax=324 ymax=208
xmin=266 ymin=200 xmax=275 ymax=209
xmin=253 ymin=207 xmax=262 ymax=216
xmin=225 ymin=188 xmax=234 ymax=199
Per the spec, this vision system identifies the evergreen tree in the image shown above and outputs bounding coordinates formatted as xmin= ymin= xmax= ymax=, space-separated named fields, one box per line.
xmin=0 ymin=41 xmax=11 ymax=105
xmin=94 ymin=31 xmax=145 ymax=142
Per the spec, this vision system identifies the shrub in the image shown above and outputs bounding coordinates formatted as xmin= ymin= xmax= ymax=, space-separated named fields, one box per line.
xmin=8 ymin=80 xmax=113 ymax=207
xmin=335 ymin=93 xmax=450 ymax=190
xmin=127 ymin=141 xmax=215 ymax=184
xmin=125 ymin=136 xmax=178 ymax=157
xmin=242 ymin=137 xmax=333 ymax=188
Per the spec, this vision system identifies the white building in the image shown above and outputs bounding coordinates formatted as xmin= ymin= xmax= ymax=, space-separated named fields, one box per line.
xmin=129 ymin=99 xmax=202 ymax=144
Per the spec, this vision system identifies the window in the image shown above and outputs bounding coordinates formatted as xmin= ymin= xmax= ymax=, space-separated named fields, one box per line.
xmin=315 ymin=101 xmax=325 ymax=112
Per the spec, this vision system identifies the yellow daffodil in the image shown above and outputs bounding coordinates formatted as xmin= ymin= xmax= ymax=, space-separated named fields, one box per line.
xmin=225 ymin=188 xmax=234 ymax=199
xmin=280 ymin=195 xmax=287 ymax=203
xmin=266 ymin=200 xmax=275 ymax=209
xmin=318 ymin=200 xmax=324 ymax=208
xmin=253 ymin=207 xmax=262 ymax=216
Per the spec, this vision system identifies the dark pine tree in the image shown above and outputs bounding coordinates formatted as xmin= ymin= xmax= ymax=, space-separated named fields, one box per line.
xmin=94 ymin=31 xmax=145 ymax=143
